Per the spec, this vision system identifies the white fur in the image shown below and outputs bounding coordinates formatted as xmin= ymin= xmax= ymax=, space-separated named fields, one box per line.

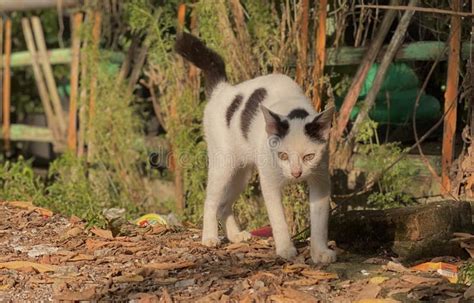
xmin=201 ymin=74 xmax=336 ymax=264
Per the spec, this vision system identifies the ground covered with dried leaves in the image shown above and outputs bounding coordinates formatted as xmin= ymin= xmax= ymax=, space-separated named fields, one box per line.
xmin=0 ymin=202 xmax=471 ymax=302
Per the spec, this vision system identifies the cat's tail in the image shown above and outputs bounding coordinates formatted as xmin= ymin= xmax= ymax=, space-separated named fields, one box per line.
xmin=175 ymin=32 xmax=227 ymax=95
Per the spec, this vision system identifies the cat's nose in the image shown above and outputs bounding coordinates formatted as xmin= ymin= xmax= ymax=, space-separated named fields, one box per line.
xmin=291 ymin=170 xmax=302 ymax=178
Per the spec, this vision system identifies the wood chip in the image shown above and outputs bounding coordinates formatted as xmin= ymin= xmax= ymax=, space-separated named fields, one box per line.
xmin=355 ymin=283 xmax=381 ymax=300
xmin=400 ymin=274 xmax=441 ymax=285
xmin=90 ymin=226 xmax=114 ymax=239
xmin=54 ymin=286 xmax=96 ymax=301
xmin=145 ymin=261 xmax=194 ymax=271
xmin=0 ymin=261 xmax=58 ymax=273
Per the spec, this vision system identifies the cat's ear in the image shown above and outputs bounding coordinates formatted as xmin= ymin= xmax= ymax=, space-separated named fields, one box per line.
xmin=260 ymin=105 xmax=289 ymax=137
xmin=304 ymin=107 xmax=335 ymax=142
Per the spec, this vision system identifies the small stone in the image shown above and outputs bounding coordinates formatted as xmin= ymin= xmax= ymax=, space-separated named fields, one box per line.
xmin=175 ymin=278 xmax=195 ymax=288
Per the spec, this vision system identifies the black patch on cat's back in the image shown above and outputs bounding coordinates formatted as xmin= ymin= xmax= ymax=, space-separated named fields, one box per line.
xmin=288 ymin=108 xmax=309 ymax=119
xmin=241 ymin=88 xmax=267 ymax=139
xmin=226 ymin=94 xmax=243 ymax=127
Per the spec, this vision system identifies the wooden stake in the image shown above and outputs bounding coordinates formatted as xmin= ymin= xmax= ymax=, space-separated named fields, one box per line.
xmin=441 ymin=0 xmax=461 ymax=194
xmin=2 ymin=17 xmax=11 ymax=151
xmin=31 ymin=17 xmax=67 ymax=136
xmin=67 ymin=12 xmax=83 ymax=152
xmin=77 ymin=36 xmax=88 ymax=157
xmin=89 ymin=11 xmax=101 ymax=121
xmin=334 ymin=0 xmax=400 ymax=140
xmin=312 ymin=0 xmax=327 ymax=111
xmin=0 ymin=19 xmax=3 ymax=129
xmin=172 ymin=3 xmax=187 ymax=214
xmin=177 ymin=3 xmax=186 ymax=33
xmin=21 ymin=18 xmax=61 ymax=144
xmin=295 ymin=0 xmax=309 ymax=86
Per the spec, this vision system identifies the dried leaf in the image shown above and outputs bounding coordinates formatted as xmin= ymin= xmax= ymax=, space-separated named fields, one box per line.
xmin=128 ymin=292 xmax=160 ymax=303
xmin=280 ymin=288 xmax=318 ymax=303
xmin=5 ymin=201 xmax=53 ymax=217
xmin=383 ymin=261 xmax=410 ymax=273
xmin=284 ymin=278 xmax=323 ymax=286
xmin=68 ymin=254 xmax=95 ymax=262
xmin=54 ymin=286 xmax=96 ymax=301
xmin=0 ymin=261 xmax=58 ymax=273
xmin=354 ymin=300 xmax=400 ymax=303
xmin=160 ymin=288 xmax=173 ymax=303
xmin=369 ymin=276 xmax=389 ymax=285
xmin=196 ymin=290 xmax=226 ymax=303
xmin=464 ymin=284 xmax=474 ymax=299
xmin=90 ymin=226 xmax=114 ymax=239
xmin=61 ymin=226 xmax=84 ymax=240
xmin=355 ymin=284 xmax=381 ymax=300
xmin=400 ymin=275 xmax=441 ymax=286
xmin=113 ymin=274 xmax=144 ymax=283
xmin=300 ymin=269 xmax=338 ymax=280
xmin=145 ymin=261 xmax=194 ymax=271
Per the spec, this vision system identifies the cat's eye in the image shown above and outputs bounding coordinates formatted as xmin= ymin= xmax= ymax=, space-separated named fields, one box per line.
xmin=303 ymin=153 xmax=315 ymax=161
xmin=278 ymin=152 xmax=288 ymax=160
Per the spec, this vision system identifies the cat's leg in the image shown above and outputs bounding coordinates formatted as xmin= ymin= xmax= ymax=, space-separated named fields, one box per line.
xmin=218 ymin=167 xmax=252 ymax=243
xmin=307 ymin=176 xmax=337 ymax=264
xmin=259 ymin=172 xmax=297 ymax=259
xmin=202 ymin=159 xmax=234 ymax=247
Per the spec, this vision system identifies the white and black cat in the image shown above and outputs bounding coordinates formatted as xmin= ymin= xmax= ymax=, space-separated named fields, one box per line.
xmin=175 ymin=33 xmax=336 ymax=264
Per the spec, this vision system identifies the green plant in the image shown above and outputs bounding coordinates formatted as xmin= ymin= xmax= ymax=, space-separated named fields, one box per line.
xmin=43 ymin=152 xmax=106 ymax=226
xmin=355 ymin=119 xmax=417 ymax=209
xmin=0 ymin=156 xmax=44 ymax=202
xmin=459 ymin=261 xmax=474 ymax=285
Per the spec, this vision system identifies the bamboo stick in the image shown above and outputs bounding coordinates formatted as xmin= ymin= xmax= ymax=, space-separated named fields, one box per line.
xmin=0 ymin=0 xmax=79 ymax=12
xmin=31 ymin=17 xmax=67 ymax=136
xmin=0 ymin=124 xmax=53 ymax=142
xmin=312 ymin=0 xmax=327 ymax=111
xmin=0 ymin=19 xmax=3 ymax=126
xmin=127 ymin=45 xmax=147 ymax=94
xmin=173 ymin=3 xmax=187 ymax=213
xmin=295 ymin=0 xmax=309 ymax=86
xmin=67 ymin=12 xmax=83 ymax=152
xmin=177 ymin=3 xmax=186 ymax=33
xmin=356 ymin=4 xmax=474 ymax=18
xmin=334 ymin=0 xmax=400 ymax=140
xmin=441 ymin=0 xmax=461 ymax=194
xmin=86 ymin=11 xmax=101 ymax=161
xmin=2 ymin=18 xmax=11 ymax=151
xmin=21 ymin=18 xmax=60 ymax=144
xmin=347 ymin=0 xmax=418 ymax=143
xmin=77 ymin=38 xmax=88 ymax=157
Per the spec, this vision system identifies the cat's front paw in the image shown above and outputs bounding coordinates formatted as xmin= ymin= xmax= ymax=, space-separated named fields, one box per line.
xmin=311 ymin=247 xmax=337 ymax=264
xmin=276 ymin=245 xmax=298 ymax=260
xmin=202 ymin=237 xmax=221 ymax=247
xmin=228 ymin=231 xmax=252 ymax=243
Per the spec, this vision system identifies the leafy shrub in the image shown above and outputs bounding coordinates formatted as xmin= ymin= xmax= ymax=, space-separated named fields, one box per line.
xmin=355 ymin=119 xmax=417 ymax=209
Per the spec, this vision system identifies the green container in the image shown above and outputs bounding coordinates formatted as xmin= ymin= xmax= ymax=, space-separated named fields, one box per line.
xmin=336 ymin=63 xmax=441 ymax=125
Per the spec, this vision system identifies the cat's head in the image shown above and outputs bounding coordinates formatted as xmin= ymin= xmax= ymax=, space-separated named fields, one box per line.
xmin=261 ymin=105 xmax=334 ymax=180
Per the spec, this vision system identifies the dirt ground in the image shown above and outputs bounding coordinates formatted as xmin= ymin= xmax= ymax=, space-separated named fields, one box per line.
xmin=0 ymin=202 xmax=471 ymax=302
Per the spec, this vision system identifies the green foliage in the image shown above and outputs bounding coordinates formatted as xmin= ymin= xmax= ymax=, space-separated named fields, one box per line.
xmin=356 ymin=119 xmax=417 ymax=209
xmin=243 ymin=0 xmax=280 ymax=73
xmin=43 ymin=153 xmax=106 ymax=226
xmin=459 ymin=261 xmax=474 ymax=285
xmin=0 ymin=157 xmax=44 ymax=202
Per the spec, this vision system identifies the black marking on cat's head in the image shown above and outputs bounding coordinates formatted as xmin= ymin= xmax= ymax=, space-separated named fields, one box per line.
xmin=261 ymin=105 xmax=289 ymax=138
xmin=304 ymin=107 xmax=335 ymax=142
xmin=288 ymin=108 xmax=309 ymax=119
xmin=241 ymin=88 xmax=267 ymax=139
xmin=226 ymin=94 xmax=243 ymax=127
